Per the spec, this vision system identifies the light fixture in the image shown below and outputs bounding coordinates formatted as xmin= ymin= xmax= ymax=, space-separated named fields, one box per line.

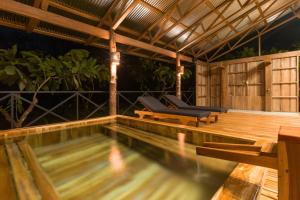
xmin=179 ymin=65 xmax=184 ymax=76
xmin=111 ymin=52 xmax=120 ymax=66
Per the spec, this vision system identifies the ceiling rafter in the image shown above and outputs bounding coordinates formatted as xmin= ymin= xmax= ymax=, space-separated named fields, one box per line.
xmin=160 ymin=0 xmax=243 ymax=51
xmin=206 ymin=1 xmax=237 ymax=34
xmin=125 ymin=0 xmax=183 ymax=52
xmin=26 ymin=0 xmax=48 ymax=32
xmin=112 ymin=0 xmax=141 ymax=30
xmin=85 ymin=0 xmax=119 ymax=45
xmin=195 ymin=0 xmax=296 ymax=59
xmin=208 ymin=7 xmax=299 ymax=62
xmin=149 ymin=0 xmax=232 ymax=60
xmin=194 ymin=0 xmax=278 ymax=57
xmin=0 ymin=0 xmax=194 ymax=62
xmin=148 ymin=0 xmax=209 ymax=45
xmin=178 ymin=0 xmax=277 ymax=52
xmin=254 ymin=0 xmax=268 ymax=25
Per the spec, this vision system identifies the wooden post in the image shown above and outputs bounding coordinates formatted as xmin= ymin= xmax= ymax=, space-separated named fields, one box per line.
xmin=220 ymin=63 xmax=228 ymax=108
xmin=176 ymin=53 xmax=182 ymax=99
xmin=278 ymin=126 xmax=300 ymax=200
xmin=109 ymin=30 xmax=117 ymax=115
xmin=258 ymin=34 xmax=262 ymax=56
xmin=264 ymin=59 xmax=272 ymax=111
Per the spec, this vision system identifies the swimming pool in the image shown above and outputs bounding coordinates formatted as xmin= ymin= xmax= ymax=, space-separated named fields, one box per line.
xmin=0 ymin=115 xmax=259 ymax=200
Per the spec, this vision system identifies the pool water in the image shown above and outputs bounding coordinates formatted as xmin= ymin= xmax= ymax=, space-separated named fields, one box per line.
xmin=27 ymin=123 xmax=237 ymax=200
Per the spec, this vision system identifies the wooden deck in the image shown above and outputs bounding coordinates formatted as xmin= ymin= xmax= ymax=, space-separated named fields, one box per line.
xmin=197 ymin=112 xmax=300 ymax=200
xmin=197 ymin=112 xmax=300 ymax=142
xmin=154 ymin=111 xmax=300 ymax=200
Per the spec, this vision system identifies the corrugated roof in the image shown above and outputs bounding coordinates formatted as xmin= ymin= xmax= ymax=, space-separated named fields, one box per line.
xmin=0 ymin=0 xmax=298 ymax=61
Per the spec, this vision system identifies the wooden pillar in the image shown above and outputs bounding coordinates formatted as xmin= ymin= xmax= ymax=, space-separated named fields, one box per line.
xmin=264 ymin=59 xmax=272 ymax=111
xmin=109 ymin=30 xmax=117 ymax=115
xmin=220 ymin=63 xmax=228 ymax=108
xmin=278 ymin=126 xmax=300 ymax=200
xmin=176 ymin=53 xmax=182 ymax=99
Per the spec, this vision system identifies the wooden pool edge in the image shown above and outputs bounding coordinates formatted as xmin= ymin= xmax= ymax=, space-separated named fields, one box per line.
xmin=0 ymin=115 xmax=270 ymax=200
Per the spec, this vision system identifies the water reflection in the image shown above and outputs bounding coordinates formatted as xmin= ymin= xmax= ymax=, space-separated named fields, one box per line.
xmin=109 ymin=142 xmax=125 ymax=172
xmin=177 ymin=132 xmax=186 ymax=157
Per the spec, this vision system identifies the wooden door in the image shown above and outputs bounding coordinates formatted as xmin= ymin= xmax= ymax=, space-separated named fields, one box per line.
xmin=227 ymin=61 xmax=265 ymax=110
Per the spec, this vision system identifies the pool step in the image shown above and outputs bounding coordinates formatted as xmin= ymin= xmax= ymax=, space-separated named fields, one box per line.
xmin=1 ymin=142 xmax=60 ymax=200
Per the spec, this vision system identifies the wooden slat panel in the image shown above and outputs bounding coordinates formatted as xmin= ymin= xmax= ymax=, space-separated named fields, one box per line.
xmin=6 ymin=143 xmax=40 ymax=200
xmin=196 ymin=62 xmax=209 ymax=106
xmin=0 ymin=145 xmax=17 ymax=200
xmin=271 ymin=56 xmax=299 ymax=112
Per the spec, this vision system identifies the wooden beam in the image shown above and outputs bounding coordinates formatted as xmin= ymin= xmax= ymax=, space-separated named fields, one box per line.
xmin=109 ymin=30 xmax=117 ymax=115
xmin=198 ymin=1 xmax=295 ymax=59
xmin=196 ymin=146 xmax=278 ymax=169
xmin=178 ymin=0 xmax=277 ymax=52
xmin=208 ymin=8 xmax=297 ymax=62
xmin=162 ymin=0 xmax=247 ymax=51
xmin=0 ymin=0 xmax=193 ymax=62
xmin=176 ymin=53 xmax=181 ymax=99
xmin=150 ymin=0 xmax=207 ymax=45
xmin=278 ymin=126 xmax=300 ymax=200
xmin=26 ymin=0 xmax=48 ymax=32
xmin=112 ymin=0 xmax=141 ymax=30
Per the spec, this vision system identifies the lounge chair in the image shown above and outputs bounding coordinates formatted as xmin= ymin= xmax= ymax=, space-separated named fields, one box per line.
xmin=163 ymin=95 xmax=228 ymax=113
xmin=134 ymin=96 xmax=218 ymax=126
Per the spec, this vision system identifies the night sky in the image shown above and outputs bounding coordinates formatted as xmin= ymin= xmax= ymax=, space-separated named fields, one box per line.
xmin=0 ymin=17 xmax=300 ymax=90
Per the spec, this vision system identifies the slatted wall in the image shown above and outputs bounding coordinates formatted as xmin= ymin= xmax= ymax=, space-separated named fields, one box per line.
xmin=227 ymin=61 xmax=265 ymax=110
xmin=196 ymin=51 xmax=300 ymax=112
xmin=272 ymin=56 xmax=299 ymax=112
xmin=196 ymin=62 xmax=209 ymax=106
xmin=209 ymin=67 xmax=221 ymax=107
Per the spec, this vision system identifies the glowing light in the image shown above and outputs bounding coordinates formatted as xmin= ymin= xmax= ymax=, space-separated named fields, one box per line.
xmin=177 ymin=132 xmax=186 ymax=157
xmin=177 ymin=66 xmax=184 ymax=77
xmin=109 ymin=144 xmax=125 ymax=172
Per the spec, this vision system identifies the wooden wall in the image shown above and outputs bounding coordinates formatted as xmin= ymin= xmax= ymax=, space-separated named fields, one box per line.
xmin=195 ymin=61 xmax=209 ymax=106
xmin=196 ymin=51 xmax=300 ymax=112
xmin=272 ymin=56 xmax=299 ymax=112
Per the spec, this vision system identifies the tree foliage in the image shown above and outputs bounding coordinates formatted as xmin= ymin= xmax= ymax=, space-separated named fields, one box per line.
xmin=134 ymin=58 xmax=192 ymax=91
xmin=0 ymin=45 xmax=109 ymax=127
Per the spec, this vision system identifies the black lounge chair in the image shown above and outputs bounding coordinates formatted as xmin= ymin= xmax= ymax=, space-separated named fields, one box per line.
xmin=163 ymin=95 xmax=228 ymax=113
xmin=135 ymin=96 xmax=218 ymax=126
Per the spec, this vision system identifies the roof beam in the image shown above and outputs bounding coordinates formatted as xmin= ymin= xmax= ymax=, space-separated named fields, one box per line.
xmin=149 ymin=0 xmax=207 ymax=45
xmin=112 ymin=0 xmax=141 ymax=30
xmin=0 ymin=0 xmax=193 ymax=62
xmin=0 ymin=18 xmax=176 ymax=64
xmin=86 ymin=0 xmax=119 ymax=44
xmin=177 ymin=0 xmax=272 ymax=52
xmin=208 ymin=7 xmax=298 ymax=62
xmin=194 ymin=0 xmax=282 ymax=58
xmin=26 ymin=0 xmax=48 ymax=32
xmin=161 ymin=0 xmax=236 ymax=50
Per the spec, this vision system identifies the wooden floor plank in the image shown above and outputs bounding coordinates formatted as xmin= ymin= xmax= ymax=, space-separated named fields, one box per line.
xmin=0 ymin=145 xmax=17 ymax=200
xmin=6 ymin=143 xmax=40 ymax=200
